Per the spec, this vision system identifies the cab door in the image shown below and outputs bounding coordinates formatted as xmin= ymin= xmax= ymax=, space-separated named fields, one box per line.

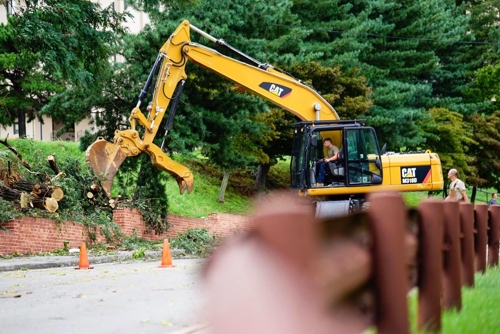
xmin=344 ymin=127 xmax=383 ymax=186
xmin=290 ymin=127 xmax=310 ymax=189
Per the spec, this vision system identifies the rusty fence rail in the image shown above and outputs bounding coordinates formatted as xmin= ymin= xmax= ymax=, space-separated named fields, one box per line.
xmin=202 ymin=193 xmax=500 ymax=334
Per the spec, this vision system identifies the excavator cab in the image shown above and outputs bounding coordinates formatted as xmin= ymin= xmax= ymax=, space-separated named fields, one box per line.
xmin=291 ymin=120 xmax=383 ymax=190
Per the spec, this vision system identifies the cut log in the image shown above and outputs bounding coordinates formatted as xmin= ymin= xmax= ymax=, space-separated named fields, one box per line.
xmin=51 ymin=186 xmax=64 ymax=201
xmin=47 ymin=155 xmax=60 ymax=174
xmin=90 ymin=184 xmax=101 ymax=192
xmin=8 ymin=179 xmax=63 ymax=200
xmin=0 ymin=186 xmax=59 ymax=212
xmin=10 ymin=179 xmax=49 ymax=194
xmin=30 ymin=196 xmax=57 ymax=211
xmin=87 ymin=191 xmax=94 ymax=199
xmin=43 ymin=198 xmax=58 ymax=212
xmin=20 ymin=192 xmax=31 ymax=208
xmin=0 ymin=187 xmax=23 ymax=201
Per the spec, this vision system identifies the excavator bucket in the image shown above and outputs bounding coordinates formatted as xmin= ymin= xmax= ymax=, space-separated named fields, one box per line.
xmin=85 ymin=137 xmax=128 ymax=198
xmin=86 ymin=137 xmax=195 ymax=197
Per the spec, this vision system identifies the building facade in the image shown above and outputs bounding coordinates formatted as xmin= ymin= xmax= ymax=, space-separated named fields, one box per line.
xmin=0 ymin=0 xmax=149 ymax=141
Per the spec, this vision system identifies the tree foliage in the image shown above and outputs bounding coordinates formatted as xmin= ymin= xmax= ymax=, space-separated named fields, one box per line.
xmin=291 ymin=0 xmax=471 ymax=150
xmin=463 ymin=64 xmax=500 ymax=114
xmin=286 ymin=62 xmax=372 ymax=121
xmin=467 ymin=112 xmax=500 ymax=189
xmin=418 ymin=108 xmax=475 ymax=180
xmin=463 ymin=0 xmax=500 ymax=67
xmin=0 ymin=0 xmax=127 ymax=136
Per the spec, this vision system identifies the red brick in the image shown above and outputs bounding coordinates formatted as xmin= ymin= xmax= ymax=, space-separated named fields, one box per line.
xmin=0 ymin=209 xmax=251 ymax=255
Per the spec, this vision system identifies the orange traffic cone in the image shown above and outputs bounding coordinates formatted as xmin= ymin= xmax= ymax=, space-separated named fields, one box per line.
xmin=75 ymin=242 xmax=93 ymax=270
xmin=158 ymin=239 xmax=175 ymax=268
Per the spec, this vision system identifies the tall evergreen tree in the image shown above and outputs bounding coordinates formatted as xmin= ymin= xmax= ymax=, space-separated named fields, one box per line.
xmin=291 ymin=0 xmax=471 ymax=150
xmin=429 ymin=1 xmax=474 ymax=114
xmin=463 ymin=0 xmax=500 ymax=67
xmin=358 ymin=0 xmax=468 ymax=149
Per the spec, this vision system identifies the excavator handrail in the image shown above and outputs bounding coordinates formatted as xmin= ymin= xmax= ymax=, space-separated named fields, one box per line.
xmin=293 ymin=119 xmax=367 ymax=127
xmin=190 ymin=23 xmax=271 ymax=70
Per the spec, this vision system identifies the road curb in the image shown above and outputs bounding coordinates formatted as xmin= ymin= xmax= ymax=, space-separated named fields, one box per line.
xmin=0 ymin=249 xmax=184 ymax=272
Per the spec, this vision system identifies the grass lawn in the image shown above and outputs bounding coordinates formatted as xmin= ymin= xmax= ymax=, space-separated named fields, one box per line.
xmin=3 ymin=139 xmax=84 ymax=165
xmin=408 ymin=267 xmax=500 ymax=333
xmin=164 ymin=154 xmax=291 ymax=217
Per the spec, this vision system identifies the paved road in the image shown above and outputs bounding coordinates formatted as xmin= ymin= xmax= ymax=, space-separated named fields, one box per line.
xmin=0 ymin=259 xmax=206 ymax=334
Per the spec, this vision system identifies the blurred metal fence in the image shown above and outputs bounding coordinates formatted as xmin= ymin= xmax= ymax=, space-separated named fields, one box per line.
xmin=202 ymin=192 xmax=500 ymax=334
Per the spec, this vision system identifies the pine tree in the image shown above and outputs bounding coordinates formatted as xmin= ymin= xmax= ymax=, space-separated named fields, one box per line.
xmin=359 ymin=0 xmax=468 ymax=149
xmin=291 ymin=0 xmax=471 ymax=150
xmin=463 ymin=0 xmax=500 ymax=67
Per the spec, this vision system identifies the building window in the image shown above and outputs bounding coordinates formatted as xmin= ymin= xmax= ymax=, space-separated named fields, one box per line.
xmin=13 ymin=122 xmax=19 ymax=135
xmin=7 ymin=0 xmax=16 ymax=15
xmin=124 ymin=0 xmax=128 ymax=10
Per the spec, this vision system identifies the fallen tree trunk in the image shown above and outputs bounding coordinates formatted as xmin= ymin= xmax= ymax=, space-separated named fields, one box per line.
xmin=7 ymin=179 xmax=64 ymax=201
xmin=0 ymin=187 xmax=59 ymax=212
xmin=0 ymin=187 xmax=22 ymax=202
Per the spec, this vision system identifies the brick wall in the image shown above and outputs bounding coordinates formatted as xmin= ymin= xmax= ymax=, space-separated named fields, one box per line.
xmin=115 ymin=208 xmax=254 ymax=240
xmin=0 ymin=209 xmax=252 ymax=255
xmin=0 ymin=217 xmax=105 ymax=255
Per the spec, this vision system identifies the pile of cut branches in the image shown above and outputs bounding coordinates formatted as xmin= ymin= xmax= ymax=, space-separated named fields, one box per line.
xmin=0 ymin=137 xmax=64 ymax=212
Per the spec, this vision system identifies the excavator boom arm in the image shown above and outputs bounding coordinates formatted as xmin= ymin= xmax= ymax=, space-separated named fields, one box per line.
xmin=143 ymin=21 xmax=340 ymax=141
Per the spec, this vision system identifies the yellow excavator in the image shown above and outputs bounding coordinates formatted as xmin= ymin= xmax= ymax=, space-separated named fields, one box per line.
xmin=86 ymin=20 xmax=443 ymax=216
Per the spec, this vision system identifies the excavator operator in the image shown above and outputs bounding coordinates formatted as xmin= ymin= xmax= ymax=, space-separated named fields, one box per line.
xmin=315 ymin=138 xmax=340 ymax=186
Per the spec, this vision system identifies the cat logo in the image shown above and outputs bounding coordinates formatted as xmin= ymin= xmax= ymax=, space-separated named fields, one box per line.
xmin=259 ymin=82 xmax=292 ymax=98
xmin=400 ymin=166 xmax=432 ymax=185
xmin=401 ymin=167 xmax=417 ymax=184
